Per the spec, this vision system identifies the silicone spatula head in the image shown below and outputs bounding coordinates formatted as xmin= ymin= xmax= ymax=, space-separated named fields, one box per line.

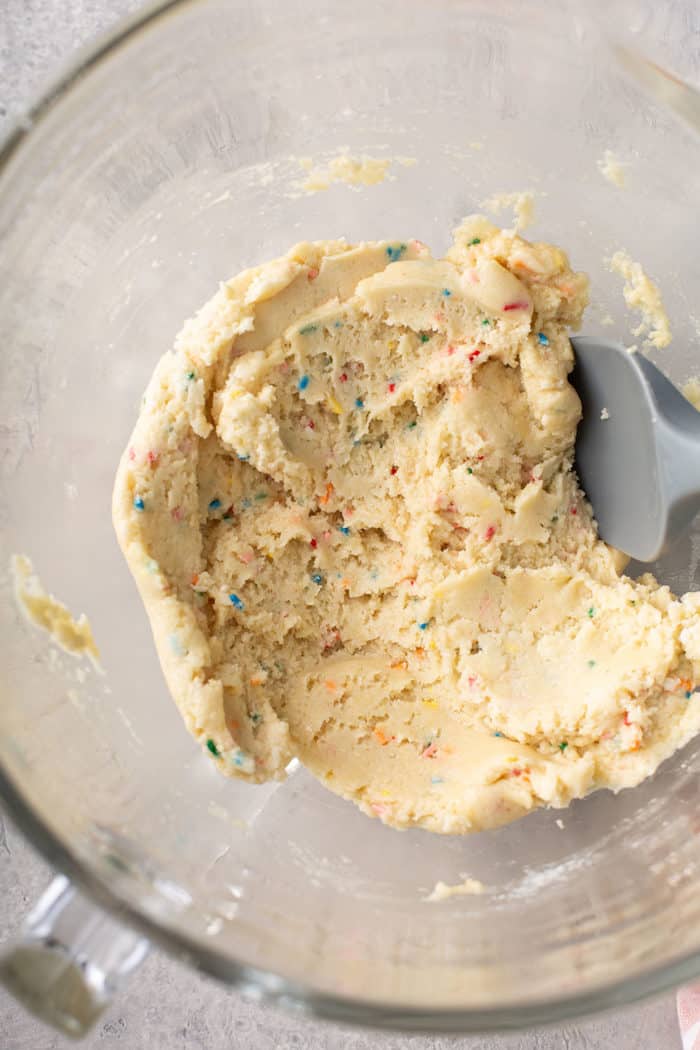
xmin=571 ymin=337 xmax=700 ymax=562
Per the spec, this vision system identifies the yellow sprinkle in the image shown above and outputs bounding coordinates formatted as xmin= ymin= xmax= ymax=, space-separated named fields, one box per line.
xmin=388 ymin=340 xmax=398 ymax=351
xmin=379 ymin=790 xmax=392 ymax=798
xmin=229 ymin=388 xmax=245 ymax=400
xmin=327 ymin=395 xmax=343 ymax=415
xmin=429 ymin=640 xmax=437 ymax=650
xmin=422 ymin=699 xmax=439 ymax=709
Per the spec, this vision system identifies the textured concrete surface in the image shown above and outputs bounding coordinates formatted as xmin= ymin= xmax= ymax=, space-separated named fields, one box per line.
xmin=0 ymin=2 xmax=686 ymax=1047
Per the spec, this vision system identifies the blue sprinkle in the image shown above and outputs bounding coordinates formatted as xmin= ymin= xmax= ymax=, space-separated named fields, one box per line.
xmin=355 ymin=397 xmax=364 ymax=409
xmin=185 ymin=370 xmax=196 ymax=381
xmin=168 ymin=633 xmax=188 ymax=656
xmin=418 ymin=621 xmax=430 ymax=631
xmin=298 ymin=374 xmax=310 ymax=391
xmin=238 ymin=453 xmax=250 ymax=461
xmin=385 ymin=244 xmax=406 ymax=262
xmin=208 ymin=498 xmax=222 ymax=510
xmin=538 ymin=332 xmax=550 ymax=346
xmin=686 ymin=691 xmax=693 ymax=699
xmin=338 ymin=525 xmax=351 ymax=535
xmin=334 ymin=320 xmax=343 ymax=328
xmin=232 ymin=749 xmax=247 ymax=768
xmin=310 ymin=573 xmax=323 ymax=585
xmin=431 ymin=776 xmax=445 ymax=785
xmin=441 ymin=288 xmax=452 ymax=297
xmin=241 ymin=498 xmax=252 ymax=509
xmin=229 ymin=593 xmax=244 ymax=610
xmin=133 ymin=496 xmax=145 ymax=511
xmin=493 ymin=731 xmax=503 ymax=738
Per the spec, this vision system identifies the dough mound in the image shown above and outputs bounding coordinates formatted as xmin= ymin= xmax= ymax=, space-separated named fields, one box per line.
xmin=113 ymin=220 xmax=700 ymax=834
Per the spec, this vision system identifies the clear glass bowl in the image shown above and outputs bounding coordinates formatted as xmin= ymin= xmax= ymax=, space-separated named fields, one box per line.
xmin=2 ymin=0 xmax=700 ymax=1033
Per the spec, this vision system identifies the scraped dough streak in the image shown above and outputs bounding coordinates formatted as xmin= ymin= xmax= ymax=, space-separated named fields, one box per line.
xmin=113 ymin=218 xmax=700 ymax=834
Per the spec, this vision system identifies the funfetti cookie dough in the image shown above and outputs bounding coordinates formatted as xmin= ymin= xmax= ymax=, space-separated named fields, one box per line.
xmin=113 ymin=220 xmax=700 ymax=834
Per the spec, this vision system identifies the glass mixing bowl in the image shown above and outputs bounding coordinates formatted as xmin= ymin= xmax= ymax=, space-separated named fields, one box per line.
xmin=2 ymin=0 xmax=700 ymax=1036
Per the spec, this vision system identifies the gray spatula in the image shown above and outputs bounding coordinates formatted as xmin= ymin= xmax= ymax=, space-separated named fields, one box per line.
xmin=571 ymin=336 xmax=700 ymax=562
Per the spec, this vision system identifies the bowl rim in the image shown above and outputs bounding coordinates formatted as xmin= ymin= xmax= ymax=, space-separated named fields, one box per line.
xmin=2 ymin=0 xmax=700 ymax=1032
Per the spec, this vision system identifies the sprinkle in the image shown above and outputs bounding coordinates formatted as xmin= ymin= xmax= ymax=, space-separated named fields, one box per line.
xmin=493 ymin=731 xmax=503 ymax=737
xmin=298 ymin=323 xmax=318 ymax=335
xmin=254 ymin=492 xmax=268 ymax=501
xmin=390 ymin=465 xmax=399 ymax=475
xmin=441 ymin=288 xmax=452 ymax=297
xmin=298 ymin=374 xmax=310 ymax=391
xmin=229 ymin=593 xmax=244 ymax=610
xmin=146 ymin=450 xmax=159 ymax=467
xmin=241 ymin=498 xmax=252 ymax=509
xmin=468 ymin=348 xmax=481 ymax=363
xmin=144 ymin=558 xmax=159 ymax=575
xmin=327 ymin=395 xmax=343 ymax=414
xmin=133 ymin=497 xmax=145 ymax=511
xmin=307 ymin=266 xmax=319 ymax=281
xmin=687 ymin=691 xmax=693 ymax=699
xmin=238 ymin=453 xmax=250 ymax=461
xmin=251 ymin=712 xmax=262 ymax=724
xmin=481 ymin=318 xmax=491 ymax=326
xmin=305 ymin=419 xmax=315 ymax=430
xmin=355 ymin=397 xmax=364 ymax=409
xmin=338 ymin=525 xmax=351 ymax=535
xmin=373 ymin=727 xmax=392 ymax=746
xmin=588 ymin=659 xmax=596 ymax=668
xmin=468 ymin=237 xmax=481 ymax=246
xmin=484 ymin=525 xmax=496 ymax=542
xmin=186 ymin=370 xmax=195 ymax=380
xmin=168 ymin=633 xmax=188 ymax=656
xmin=319 ymin=482 xmax=334 ymax=505
xmin=538 ymin=332 xmax=550 ymax=346
xmin=171 ymin=506 xmax=184 ymax=522
xmin=388 ymin=382 xmax=396 ymax=393
xmin=622 ymin=711 xmax=632 ymax=726
xmin=587 ymin=607 xmax=596 ymax=618
xmin=208 ymin=498 xmax=222 ymax=510
xmin=570 ymin=507 xmax=578 ymax=516
xmin=311 ymin=573 xmax=323 ymax=585
xmin=503 ymin=300 xmax=530 ymax=312
xmin=419 ymin=332 xmax=431 ymax=343
xmin=128 ymin=447 xmax=136 ymax=461
xmin=418 ymin=621 xmax=430 ymax=631
xmin=339 ymin=373 xmax=348 ymax=383
xmin=559 ymin=741 xmax=568 ymax=751
xmin=422 ymin=699 xmax=439 ymax=709
xmin=431 ymin=776 xmax=445 ymax=784
xmin=310 ymin=538 xmax=318 ymax=549
xmin=421 ymin=742 xmax=438 ymax=759
xmin=467 ymin=467 xmax=473 ymax=474
xmin=407 ymin=421 xmax=417 ymax=430
xmin=206 ymin=739 xmax=220 ymax=757
xmin=334 ymin=320 xmax=343 ymax=328
xmin=385 ymin=243 xmax=406 ymax=262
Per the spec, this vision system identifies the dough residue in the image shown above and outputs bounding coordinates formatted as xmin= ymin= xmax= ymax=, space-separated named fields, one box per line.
xmin=683 ymin=377 xmax=700 ymax=412
xmin=298 ymin=154 xmax=415 ymax=194
xmin=425 ymin=877 xmax=485 ymax=901
xmin=13 ymin=555 xmax=100 ymax=663
xmin=597 ymin=150 xmax=626 ymax=188
xmin=608 ymin=250 xmax=672 ymax=349
xmin=481 ymin=192 xmax=535 ymax=233
xmin=113 ymin=221 xmax=700 ymax=835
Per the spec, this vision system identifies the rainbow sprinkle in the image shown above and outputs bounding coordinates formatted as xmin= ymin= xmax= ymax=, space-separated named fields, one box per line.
xmin=355 ymin=397 xmax=364 ymax=409
xmin=386 ymin=243 xmax=406 ymax=262
xmin=441 ymin=288 xmax=452 ymax=297
xmin=299 ymin=323 xmax=318 ymax=335
xmin=208 ymin=498 xmax=221 ymax=510
xmin=298 ymin=374 xmax=310 ymax=391
xmin=229 ymin=593 xmax=244 ymax=610
xmin=133 ymin=496 xmax=145 ymax=511
xmin=468 ymin=237 xmax=481 ymax=246
xmin=338 ymin=525 xmax=351 ymax=535
xmin=311 ymin=573 xmax=324 ymax=585
xmin=538 ymin=332 xmax=550 ymax=346
xmin=206 ymin=739 xmax=220 ymax=757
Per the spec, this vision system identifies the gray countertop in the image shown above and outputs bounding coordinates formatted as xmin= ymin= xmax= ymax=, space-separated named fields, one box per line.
xmin=0 ymin=2 xmax=686 ymax=1047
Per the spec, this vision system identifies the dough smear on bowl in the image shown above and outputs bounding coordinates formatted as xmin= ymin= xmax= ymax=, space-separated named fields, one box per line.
xmin=113 ymin=218 xmax=700 ymax=834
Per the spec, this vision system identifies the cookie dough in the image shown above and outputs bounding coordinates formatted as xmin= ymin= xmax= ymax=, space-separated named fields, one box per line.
xmin=113 ymin=220 xmax=700 ymax=834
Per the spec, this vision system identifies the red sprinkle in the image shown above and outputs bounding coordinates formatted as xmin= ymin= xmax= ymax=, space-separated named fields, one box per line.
xmin=310 ymin=538 xmax=318 ymax=549
xmin=468 ymin=348 xmax=481 ymax=363
xmin=390 ymin=465 xmax=398 ymax=476
xmin=306 ymin=419 xmax=315 ymax=430
xmin=171 ymin=506 xmax=184 ymax=522
xmin=388 ymin=382 xmax=396 ymax=393
xmin=484 ymin=525 xmax=496 ymax=542
xmin=447 ymin=345 xmax=455 ymax=356
xmin=307 ymin=266 xmax=319 ymax=281
xmin=503 ymin=300 xmax=530 ymax=312
xmin=623 ymin=711 xmax=632 ymax=726
xmin=421 ymin=743 xmax=439 ymax=759
xmin=147 ymin=450 xmax=159 ymax=467
xmin=570 ymin=507 xmax=578 ymax=516
xmin=128 ymin=447 xmax=136 ymax=461
xmin=339 ymin=373 xmax=348 ymax=383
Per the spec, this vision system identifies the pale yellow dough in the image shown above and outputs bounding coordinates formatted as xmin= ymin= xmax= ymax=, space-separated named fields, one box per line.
xmin=113 ymin=220 xmax=700 ymax=834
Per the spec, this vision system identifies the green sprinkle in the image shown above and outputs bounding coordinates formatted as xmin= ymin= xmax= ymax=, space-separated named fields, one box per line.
xmin=419 ymin=332 xmax=431 ymax=343
xmin=481 ymin=318 xmax=491 ymax=327
xmin=587 ymin=607 xmax=596 ymax=618
xmin=407 ymin=421 xmax=417 ymax=430
xmin=186 ymin=370 xmax=196 ymax=380
xmin=299 ymin=323 xmax=318 ymax=335
xmin=467 ymin=467 xmax=473 ymax=475
xmin=559 ymin=741 xmax=568 ymax=751
xmin=254 ymin=492 xmax=268 ymax=501
xmin=206 ymin=739 xmax=220 ymax=757
xmin=588 ymin=659 xmax=596 ymax=668
xmin=251 ymin=712 xmax=262 ymax=725
xmin=469 ymin=237 xmax=481 ymax=246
